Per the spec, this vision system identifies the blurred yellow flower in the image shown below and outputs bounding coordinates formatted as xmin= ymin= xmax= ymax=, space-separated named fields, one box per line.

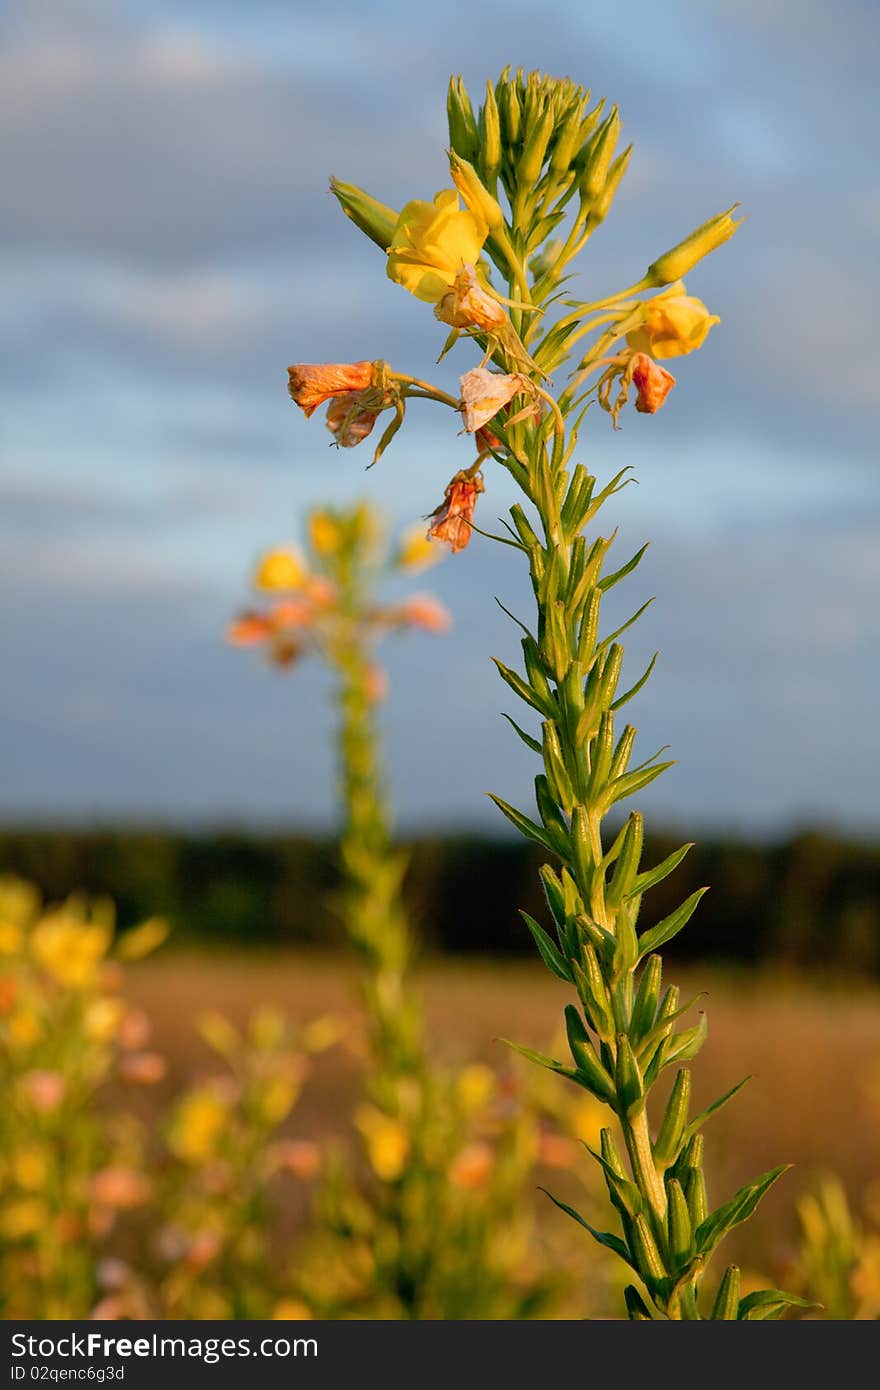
xmin=7 ymin=1009 xmax=41 ymax=1048
xmin=115 ymin=916 xmax=169 ymax=962
xmin=396 ymin=523 xmax=443 ymax=573
xmin=568 ymin=1095 xmax=605 ymax=1149
xmin=13 ymin=1147 xmax=49 ymax=1192
xmin=387 ymin=190 xmax=487 ymax=303
xmin=1 ymin=1198 xmax=47 ymax=1240
xmin=32 ymin=913 xmax=112 ymax=988
xmin=254 ymin=548 xmax=307 ymax=593
xmin=272 ymin=1298 xmax=312 ymax=1320
xmin=626 ymin=282 xmax=719 ymax=360
xmin=258 ymin=1074 xmax=301 ymax=1125
xmin=0 ymin=920 xmax=23 ymax=955
xmin=354 ymin=1105 xmax=410 ymax=1182
xmin=168 ymin=1091 xmax=229 ymax=1164
xmin=83 ymin=997 xmax=125 ymax=1042
xmin=309 ymin=510 xmax=344 ymax=556
xmin=0 ymin=877 xmax=40 ymax=927
xmin=456 ymin=1063 xmax=495 ymax=1114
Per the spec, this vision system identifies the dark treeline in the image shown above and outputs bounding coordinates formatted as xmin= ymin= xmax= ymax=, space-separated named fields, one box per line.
xmin=2 ymin=826 xmax=879 ymax=973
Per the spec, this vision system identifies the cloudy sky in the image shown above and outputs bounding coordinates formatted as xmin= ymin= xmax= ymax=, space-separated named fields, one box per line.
xmin=1 ymin=0 xmax=878 ymax=837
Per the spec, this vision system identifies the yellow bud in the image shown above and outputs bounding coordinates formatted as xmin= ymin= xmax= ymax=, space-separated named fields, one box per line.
xmin=330 ymin=178 xmax=399 ymax=252
xmin=254 ymin=548 xmax=307 ymax=592
xmin=646 ymin=204 xmax=742 ymax=286
xmin=115 ymin=916 xmax=169 ymax=961
xmin=354 ymin=1105 xmax=410 ymax=1183
xmin=448 ymin=151 xmax=504 ymax=230
xmin=456 ymin=1063 xmax=495 ymax=1114
xmin=626 ymin=282 xmax=720 ymax=360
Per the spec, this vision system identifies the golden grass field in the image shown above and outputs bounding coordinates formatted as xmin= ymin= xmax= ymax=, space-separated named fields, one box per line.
xmin=122 ymin=948 xmax=880 ymax=1289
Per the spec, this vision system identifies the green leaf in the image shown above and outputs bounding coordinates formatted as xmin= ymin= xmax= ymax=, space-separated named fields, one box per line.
xmin=603 ymin=759 xmax=675 ymax=809
xmin=599 ymin=542 xmax=649 ymax=592
xmin=492 ymin=657 xmax=555 ymax=718
xmin=500 ymin=712 xmax=542 ymax=754
xmin=637 ymin=888 xmax=708 ymax=957
xmin=624 ymin=1285 xmax=654 ymax=1320
xmin=738 ymin=1289 xmax=818 ymax=1321
xmin=631 ymin=842 xmax=694 ymax=896
xmin=710 ymin=1265 xmax=741 ymax=1319
xmin=684 ymin=1076 xmax=752 ymax=1144
xmin=611 ymin=652 xmax=658 ymax=711
xmin=487 ymin=794 xmax=558 ymax=854
xmin=696 ymin=1166 xmax=791 ymax=1259
xmin=538 ymin=1188 xmax=635 ymax=1268
xmin=587 ymin=1145 xmax=643 ymax=1218
xmin=520 ymin=910 xmax=574 ymax=983
xmin=664 ymin=1012 xmax=708 ymax=1066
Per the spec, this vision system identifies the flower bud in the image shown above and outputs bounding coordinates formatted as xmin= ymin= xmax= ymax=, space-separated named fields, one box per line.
xmin=254 ymin=548 xmax=306 ymax=592
xmin=579 ymin=107 xmax=620 ymax=202
xmin=447 ymin=76 xmax=479 ymax=163
xmin=518 ymin=105 xmax=554 ymax=185
xmin=478 ymin=80 xmax=502 ymax=182
xmin=329 ymin=178 xmax=399 ymax=252
xmin=589 ymin=144 xmax=632 ymax=225
xmin=448 ymin=151 xmax=505 ymax=230
xmin=646 ymin=204 xmax=742 ymax=286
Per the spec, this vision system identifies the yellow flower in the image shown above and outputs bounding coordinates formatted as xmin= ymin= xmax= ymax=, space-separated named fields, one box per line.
xmin=83 ymin=997 xmax=124 ymax=1042
xmin=626 ymin=282 xmax=719 ymax=360
xmin=255 ymin=548 xmax=307 ymax=592
xmin=14 ymin=1147 xmax=49 ymax=1191
xmin=354 ymin=1105 xmax=410 ymax=1182
xmin=387 ymin=190 xmax=487 ymax=303
xmin=32 ymin=913 xmax=112 ymax=988
xmin=568 ymin=1095 xmax=605 ymax=1149
xmin=271 ymin=1298 xmax=312 ymax=1320
xmin=7 ymin=1009 xmax=41 ymax=1048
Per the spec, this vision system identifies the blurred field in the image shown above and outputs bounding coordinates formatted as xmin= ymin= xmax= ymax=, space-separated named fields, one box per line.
xmin=123 ymin=948 xmax=880 ymax=1284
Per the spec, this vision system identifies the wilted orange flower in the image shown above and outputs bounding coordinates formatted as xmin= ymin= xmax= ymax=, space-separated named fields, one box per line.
xmin=325 ymin=392 xmax=381 ymax=448
xmin=459 ymin=368 xmax=532 ymax=434
xmin=435 ymin=263 xmax=506 ymax=332
xmin=363 ymin=663 xmax=389 ymax=704
xmin=225 ymin=612 xmax=274 ymax=647
xmin=21 ymin=1069 xmax=65 ymax=1112
xmin=119 ymin=1051 xmax=166 ymax=1085
xmin=630 ymin=353 xmax=676 ymax=413
xmin=427 ymin=471 xmax=485 ymax=553
xmin=270 ymin=636 xmax=303 ymax=669
xmin=398 ymin=594 xmax=452 ymax=633
xmin=270 ymin=598 xmax=314 ymax=629
xmin=287 ymin=361 xmax=374 ymax=417
xmin=450 ymin=1142 xmax=494 ymax=1190
xmin=276 ymin=1138 xmax=321 ymax=1180
xmin=91 ymin=1167 xmax=151 ymax=1210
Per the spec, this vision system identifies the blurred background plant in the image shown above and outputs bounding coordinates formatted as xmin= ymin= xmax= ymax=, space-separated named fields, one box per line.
xmin=227 ymin=501 xmax=589 ymax=1317
xmin=0 ymin=876 xmax=166 ymax=1318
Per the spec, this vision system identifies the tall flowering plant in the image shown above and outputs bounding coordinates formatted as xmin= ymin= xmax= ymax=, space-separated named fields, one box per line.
xmin=289 ymin=70 xmax=812 ymax=1320
xmin=228 ymin=504 xmax=563 ymax=1318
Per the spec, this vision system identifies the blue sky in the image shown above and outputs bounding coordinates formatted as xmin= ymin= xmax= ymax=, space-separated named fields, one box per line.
xmin=1 ymin=0 xmax=878 ymax=836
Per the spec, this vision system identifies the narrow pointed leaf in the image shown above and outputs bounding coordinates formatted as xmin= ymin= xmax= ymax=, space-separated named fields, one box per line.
xmin=539 ymin=1188 xmax=635 ymax=1268
xmin=695 ymin=1166 xmax=791 ymax=1258
xmin=520 ymin=910 xmax=574 ymax=982
xmin=637 ymin=888 xmax=708 ymax=957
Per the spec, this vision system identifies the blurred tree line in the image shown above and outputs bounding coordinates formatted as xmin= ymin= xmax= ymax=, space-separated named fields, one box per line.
xmin=1 ymin=827 xmax=878 ymax=974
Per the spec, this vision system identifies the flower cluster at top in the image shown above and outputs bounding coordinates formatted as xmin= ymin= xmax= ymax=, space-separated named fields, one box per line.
xmin=226 ymin=502 xmax=451 ymax=686
xmin=286 ymin=68 xmax=740 ymax=552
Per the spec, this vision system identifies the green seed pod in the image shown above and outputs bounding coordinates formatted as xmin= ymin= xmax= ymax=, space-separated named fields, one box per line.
xmin=653 ymin=1067 xmax=691 ymax=1167
xmin=478 ymin=80 xmax=502 ymax=183
xmin=539 ymin=863 xmax=566 ymax=928
xmin=587 ymin=709 xmax=615 ymax=798
xmin=608 ymin=724 xmax=637 ymax=783
xmin=564 ymin=1006 xmax=615 ymax=1101
xmin=606 ymin=811 xmax=644 ymax=908
xmin=711 ymin=1265 xmax=741 ymax=1320
xmin=522 ymin=635 xmax=554 ymax=706
xmin=569 ymin=805 xmax=595 ymax=894
xmin=630 ymin=953 xmax=662 ymax=1043
xmin=629 ymin=1213 xmax=665 ymax=1287
xmin=447 ymin=76 xmax=480 ymax=163
xmin=666 ymin=1178 xmax=693 ymax=1266
xmin=329 ymin=178 xmax=399 ymax=252
xmin=685 ymin=1155 xmax=709 ymax=1229
xmin=509 ymin=502 xmax=541 ymax=551
xmin=542 ymin=720 xmax=576 ymax=812
xmin=535 ymin=774 xmax=567 ymax=840
xmin=573 ymin=945 xmax=614 ymax=1039
xmin=614 ymin=1033 xmax=644 ymax=1117
xmin=597 ymin=643 xmax=624 ymax=709
xmin=612 ymin=900 xmax=639 ymax=979
xmin=577 ymin=588 xmax=602 ymax=665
